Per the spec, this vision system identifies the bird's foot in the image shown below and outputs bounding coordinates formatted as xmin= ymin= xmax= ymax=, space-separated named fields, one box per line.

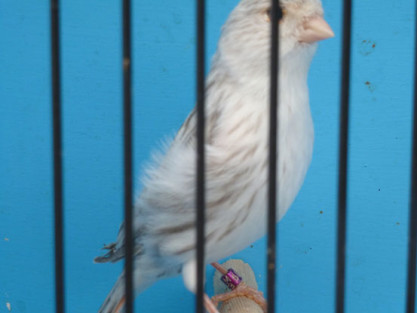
xmin=211 ymin=283 xmax=267 ymax=312
xmin=204 ymin=294 xmax=220 ymax=313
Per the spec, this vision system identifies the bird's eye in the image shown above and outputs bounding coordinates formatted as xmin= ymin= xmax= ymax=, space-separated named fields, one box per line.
xmin=265 ymin=6 xmax=286 ymax=22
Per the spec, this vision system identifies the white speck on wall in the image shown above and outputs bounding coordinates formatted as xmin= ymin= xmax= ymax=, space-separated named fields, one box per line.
xmin=6 ymin=302 xmax=11 ymax=311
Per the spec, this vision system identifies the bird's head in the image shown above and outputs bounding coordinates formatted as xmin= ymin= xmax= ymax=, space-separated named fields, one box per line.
xmin=215 ymin=0 xmax=334 ymax=87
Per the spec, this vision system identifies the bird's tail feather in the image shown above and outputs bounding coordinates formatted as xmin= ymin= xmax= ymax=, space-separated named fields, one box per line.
xmin=98 ymin=274 xmax=126 ymax=313
xmin=98 ymin=272 xmax=155 ymax=313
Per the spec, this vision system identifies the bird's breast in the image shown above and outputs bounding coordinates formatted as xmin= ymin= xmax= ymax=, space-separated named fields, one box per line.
xmin=202 ymin=92 xmax=314 ymax=261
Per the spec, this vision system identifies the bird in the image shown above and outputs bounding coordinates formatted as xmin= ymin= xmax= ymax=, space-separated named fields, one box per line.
xmin=95 ymin=0 xmax=334 ymax=312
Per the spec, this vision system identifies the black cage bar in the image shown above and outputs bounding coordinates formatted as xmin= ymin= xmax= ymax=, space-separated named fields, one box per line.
xmin=122 ymin=0 xmax=134 ymax=312
xmin=50 ymin=0 xmax=65 ymax=312
xmin=196 ymin=0 xmax=207 ymax=313
xmin=47 ymin=1 xmax=417 ymax=313
xmin=406 ymin=1 xmax=417 ymax=311
xmin=267 ymin=1 xmax=280 ymax=313
xmin=335 ymin=0 xmax=352 ymax=313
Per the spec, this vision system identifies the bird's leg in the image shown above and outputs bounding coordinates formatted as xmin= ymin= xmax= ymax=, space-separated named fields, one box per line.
xmin=204 ymin=294 xmax=220 ymax=313
xmin=210 ymin=262 xmax=267 ymax=313
xmin=182 ymin=259 xmax=220 ymax=313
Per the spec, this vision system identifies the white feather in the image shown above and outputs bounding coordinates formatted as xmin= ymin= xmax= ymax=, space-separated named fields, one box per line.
xmin=97 ymin=0 xmax=329 ymax=310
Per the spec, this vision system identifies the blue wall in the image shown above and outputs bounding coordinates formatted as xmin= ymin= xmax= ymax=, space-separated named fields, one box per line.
xmin=0 ymin=1 xmax=415 ymax=312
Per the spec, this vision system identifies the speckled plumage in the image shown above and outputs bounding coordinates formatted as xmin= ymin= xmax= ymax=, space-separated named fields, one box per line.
xmin=96 ymin=0 xmax=332 ymax=311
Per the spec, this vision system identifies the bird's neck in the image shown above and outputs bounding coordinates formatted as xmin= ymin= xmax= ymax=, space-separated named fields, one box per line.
xmin=208 ymin=48 xmax=313 ymax=106
xmin=203 ymin=53 xmax=313 ymax=150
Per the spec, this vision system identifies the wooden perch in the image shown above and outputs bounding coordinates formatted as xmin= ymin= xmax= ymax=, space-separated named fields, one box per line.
xmin=213 ymin=259 xmax=264 ymax=313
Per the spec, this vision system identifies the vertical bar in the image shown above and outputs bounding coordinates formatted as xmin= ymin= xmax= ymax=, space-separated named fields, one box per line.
xmin=196 ymin=0 xmax=206 ymax=312
xmin=335 ymin=1 xmax=352 ymax=313
xmin=122 ymin=0 xmax=134 ymax=312
xmin=50 ymin=0 xmax=65 ymax=312
xmin=267 ymin=1 xmax=281 ymax=313
xmin=405 ymin=2 xmax=417 ymax=311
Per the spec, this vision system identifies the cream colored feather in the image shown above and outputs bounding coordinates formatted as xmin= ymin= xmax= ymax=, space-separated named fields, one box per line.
xmin=96 ymin=0 xmax=333 ymax=311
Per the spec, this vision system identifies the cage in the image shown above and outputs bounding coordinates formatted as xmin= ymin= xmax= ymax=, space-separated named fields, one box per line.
xmin=0 ymin=1 xmax=416 ymax=313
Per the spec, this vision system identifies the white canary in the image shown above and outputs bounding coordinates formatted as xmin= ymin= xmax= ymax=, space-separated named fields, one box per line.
xmin=96 ymin=0 xmax=334 ymax=312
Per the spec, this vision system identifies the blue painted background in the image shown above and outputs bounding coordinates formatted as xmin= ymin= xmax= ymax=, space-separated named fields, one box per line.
xmin=0 ymin=1 xmax=415 ymax=312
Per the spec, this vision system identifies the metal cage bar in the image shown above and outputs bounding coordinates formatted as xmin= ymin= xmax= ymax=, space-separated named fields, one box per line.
xmin=267 ymin=1 xmax=281 ymax=313
xmin=196 ymin=0 xmax=207 ymax=312
xmin=335 ymin=1 xmax=352 ymax=313
xmin=122 ymin=0 xmax=134 ymax=312
xmin=50 ymin=0 xmax=65 ymax=312
xmin=405 ymin=2 xmax=417 ymax=311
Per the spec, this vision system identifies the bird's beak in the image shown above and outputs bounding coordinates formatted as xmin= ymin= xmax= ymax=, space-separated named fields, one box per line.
xmin=298 ymin=16 xmax=334 ymax=43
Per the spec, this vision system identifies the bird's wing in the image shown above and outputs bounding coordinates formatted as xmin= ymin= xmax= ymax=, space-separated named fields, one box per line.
xmin=174 ymin=99 xmax=222 ymax=146
xmin=175 ymin=108 xmax=197 ymax=145
xmin=95 ymin=88 xmax=224 ymax=263
xmin=94 ymin=224 xmax=144 ymax=263
xmin=94 ymin=242 xmax=124 ymax=263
